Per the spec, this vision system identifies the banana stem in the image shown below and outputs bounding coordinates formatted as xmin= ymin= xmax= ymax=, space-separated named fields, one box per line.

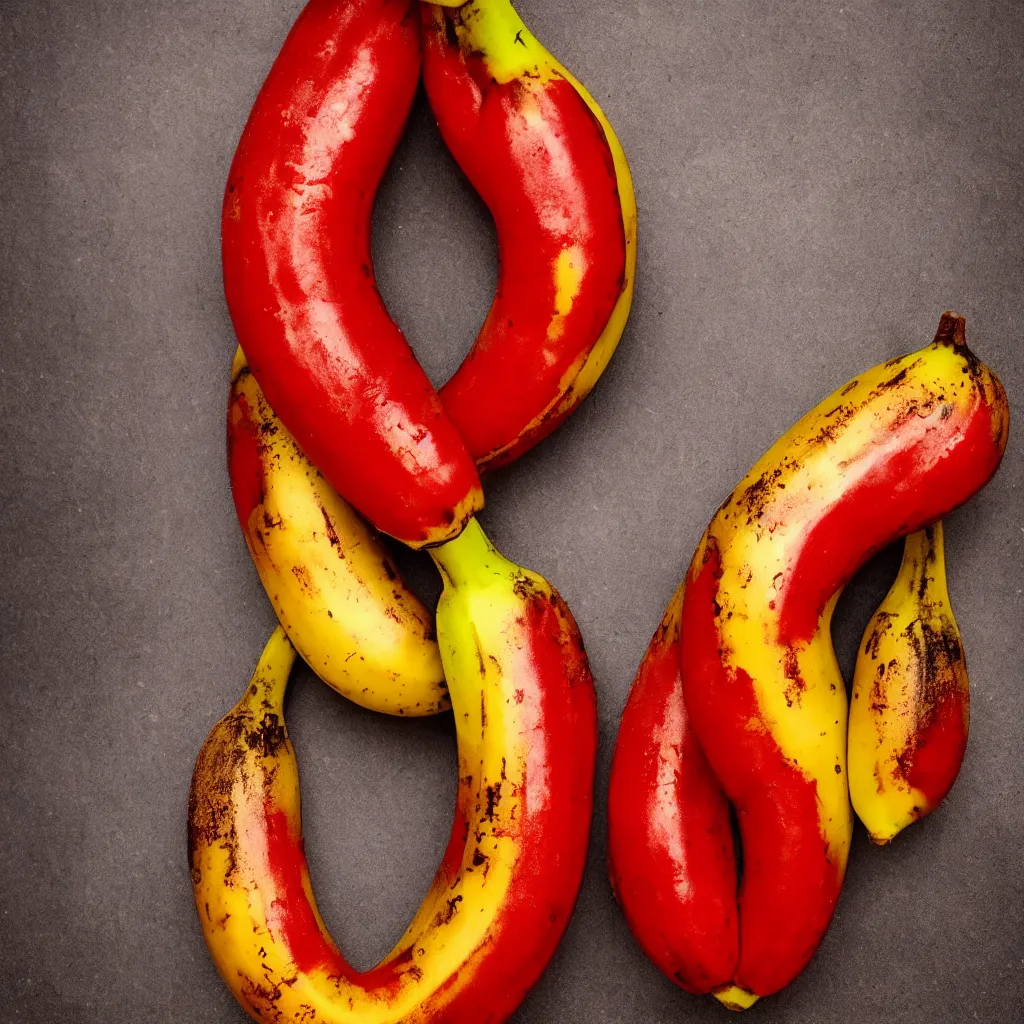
xmin=429 ymin=516 xmax=509 ymax=589
xmin=243 ymin=626 xmax=296 ymax=715
xmin=933 ymin=311 xmax=966 ymax=349
xmin=898 ymin=522 xmax=947 ymax=604
xmin=427 ymin=0 xmax=543 ymax=83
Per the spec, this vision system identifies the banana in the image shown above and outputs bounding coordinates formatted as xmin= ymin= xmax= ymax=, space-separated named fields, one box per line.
xmin=188 ymin=519 xmax=596 ymax=1023
xmin=422 ymin=0 xmax=636 ymax=470
xmin=678 ymin=313 xmax=1008 ymax=1002
xmin=607 ymin=582 xmax=740 ymax=998
xmin=849 ymin=523 xmax=970 ymax=844
xmin=223 ymin=0 xmax=484 ymax=548
xmin=227 ymin=348 xmax=448 ymax=717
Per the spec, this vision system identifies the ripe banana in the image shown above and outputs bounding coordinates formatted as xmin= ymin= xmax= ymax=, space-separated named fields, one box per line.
xmin=674 ymin=313 xmax=1007 ymax=1003
xmin=189 ymin=519 xmax=596 ymax=1023
xmin=849 ymin=523 xmax=970 ymax=844
xmin=422 ymin=0 xmax=636 ymax=470
xmin=223 ymin=0 xmax=483 ymax=548
xmin=607 ymin=582 xmax=740 ymax=998
xmin=227 ymin=348 xmax=448 ymax=717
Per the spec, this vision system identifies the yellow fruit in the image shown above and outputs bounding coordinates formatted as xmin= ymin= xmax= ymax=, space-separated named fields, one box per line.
xmin=849 ymin=523 xmax=970 ymax=844
xmin=227 ymin=348 xmax=447 ymax=717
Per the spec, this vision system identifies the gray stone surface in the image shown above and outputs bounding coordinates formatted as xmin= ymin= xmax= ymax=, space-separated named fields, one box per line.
xmin=1 ymin=0 xmax=1022 ymax=1020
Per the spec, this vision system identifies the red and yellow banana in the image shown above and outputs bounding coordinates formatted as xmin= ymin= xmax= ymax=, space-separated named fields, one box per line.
xmin=227 ymin=349 xmax=448 ymax=716
xmin=189 ymin=521 xmax=596 ymax=1023
xmin=223 ymin=0 xmax=482 ymax=548
xmin=610 ymin=313 xmax=1009 ymax=1008
xmin=423 ymin=0 xmax=636 ymax=469
xmin=849 ymin=523 xmax=970 ymax=844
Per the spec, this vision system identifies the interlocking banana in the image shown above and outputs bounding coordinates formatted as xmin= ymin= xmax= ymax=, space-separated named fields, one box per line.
xmin=228 ymin=348 xmax=448 ymax=717
xmin=189 ymin=519 xmax=596 ymax=1023
xmin=849 ymin=523 xmax=970 ymax=844
xmin=606 ymin=313 xmax=1008 ymax=1008
xmin=422 ymin=0 xmax=636 ymax=470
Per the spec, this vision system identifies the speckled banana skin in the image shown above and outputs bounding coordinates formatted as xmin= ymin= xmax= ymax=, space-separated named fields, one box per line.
xmin=189 ymin=520 xmax=596 ymax=1023
xmin=849 ymin=523 xmax=970 ymax=844
xmin=228 ymin=348 xmax=447 ymax=717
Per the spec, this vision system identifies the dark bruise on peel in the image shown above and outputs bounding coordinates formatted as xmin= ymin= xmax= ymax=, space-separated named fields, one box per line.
xmin=245 ymin=712 xmax=288 ymax=758
xmin=317 ymin=501 xmax=343 ymax=551
xmin=187 ymin=736 xmax=244 ymax=887
xmin=864 ymin=611 xmax=898 ymax=658
xmin=188 ymin=699 xmax=284 ymax=892
xmin=861 ymin=527 xmax=970 ymax=810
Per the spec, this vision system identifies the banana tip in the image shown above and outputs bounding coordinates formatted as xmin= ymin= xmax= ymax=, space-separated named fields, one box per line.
xmin=868 ymin=830 xmax=898 ymax=847
xmin=713 ymin=985 xmax=759 ymax=1012
xmin=934 ymin=311 xmax=967 ymax=348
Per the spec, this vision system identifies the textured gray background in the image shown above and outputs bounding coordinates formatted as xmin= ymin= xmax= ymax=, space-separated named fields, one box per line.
xmin=1 ymin=0 xmax=1022 ymax=1020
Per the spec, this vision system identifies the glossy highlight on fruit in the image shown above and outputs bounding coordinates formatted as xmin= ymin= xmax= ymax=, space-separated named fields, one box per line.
xmin=227 ymin=348 xmax=448 ymax=717
xmin=680 ymin=313 xmax=1007 ymax=1001
xmin=222 ymin=0 xmax=483 ymax=548
xmin=422 ymin=0 xmax=636 ymax=470
xmin=189 ymin=519 xmax=597 ymax=1023
xmin=849 ymin=523 xmax=970 ymax=844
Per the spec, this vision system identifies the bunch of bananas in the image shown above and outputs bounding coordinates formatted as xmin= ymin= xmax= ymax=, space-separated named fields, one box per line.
xmin=609 ymin=312 xmax=1009 ymax=1009
xmin=190 ymin=1 xmax=635 ymax=1021
xmin=190 ymin=1 xmax=1012 ymax=1019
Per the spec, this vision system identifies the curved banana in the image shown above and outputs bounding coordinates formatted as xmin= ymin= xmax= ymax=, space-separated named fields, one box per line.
xmin=679 ymin=313 xmax=1008 ymax=1002
xmin=223 ymin=0 xmax=483 ymax=548
xmin=189 ymin=519 xmax=596 ymax=1023
xmin=227 ymin=348 xmax=448 ymax=717
xmin=422 ymin=0 xmax=636 ymax=470
xmin=849 ymin=523 xmax=970 ymax=844
xmin=607 ymin=582 xmax=740 ymax=999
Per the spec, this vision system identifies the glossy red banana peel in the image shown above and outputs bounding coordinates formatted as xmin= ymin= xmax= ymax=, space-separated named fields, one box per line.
xmin=422 ymin=6 xmax=628 ymax=469
xmin=222 ymin=0 xmax=483 ymax=548
xmin=608 ymin=583 xmax=739 ymax=994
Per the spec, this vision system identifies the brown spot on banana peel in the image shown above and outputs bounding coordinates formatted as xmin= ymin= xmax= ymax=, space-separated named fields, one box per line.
xmin=484 ymin=782 xmax=502 ymax=822
xmin=782 ymin=649 xmax=807 ymax=708
xmin=434 ymin=895 xmax=463 ymax=928
xmin=317 ymin=500 xmax=343 ymax=551
xmin=289 ymin=564 xmax=319 ymax=597
xmin=471 ymin=625 xmax=487 ymax=678
xmin=245 ymin=712 xmax=287 ymax=758
xmin=863 ymin=611 xmax=898 ymax=658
